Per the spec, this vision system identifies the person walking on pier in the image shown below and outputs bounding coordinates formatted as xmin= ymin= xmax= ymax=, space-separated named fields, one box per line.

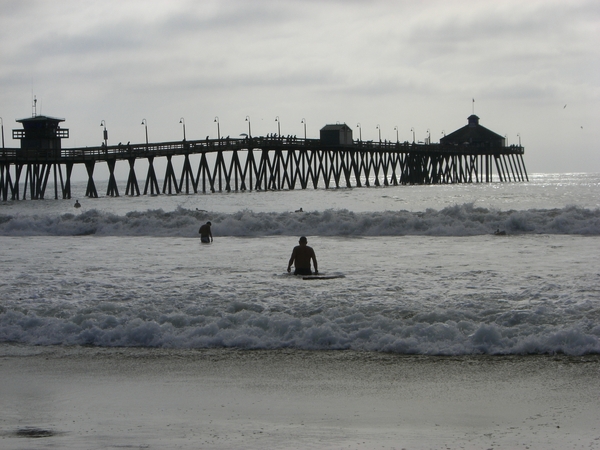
xmin=199 ymin=221 xmax=213 ymax=243
xmin=287 ymin=236 xmax=318 ymax=276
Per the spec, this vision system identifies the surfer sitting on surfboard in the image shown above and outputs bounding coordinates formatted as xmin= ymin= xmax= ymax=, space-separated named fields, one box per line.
xmin=287 ymin=236 xmax=318 ymax=275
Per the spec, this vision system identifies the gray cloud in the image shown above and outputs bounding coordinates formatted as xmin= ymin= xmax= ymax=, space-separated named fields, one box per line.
xmin=0 ymin=0 xmax=598 ymax=173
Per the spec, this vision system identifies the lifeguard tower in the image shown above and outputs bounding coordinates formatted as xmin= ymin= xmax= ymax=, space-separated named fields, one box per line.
xmin=12 ymin=99 xmax=69 ymax=158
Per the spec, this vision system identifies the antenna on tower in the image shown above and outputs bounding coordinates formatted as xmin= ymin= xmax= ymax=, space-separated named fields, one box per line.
xmin=472 ymin=98 xmax=475 ymax=115
xmin=32 ymin=95 xmax=38 ymax=117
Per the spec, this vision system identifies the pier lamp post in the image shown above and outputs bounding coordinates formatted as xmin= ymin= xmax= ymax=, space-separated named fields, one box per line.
xmin=141 ymin=119 xmax=148 ymax=146
xmin=426 ymin=129 xmax=430 ymax=145
xmin=376 ymin=124 xmax=381 ymax=143
xmin=100 ymin=120 xmax=108 ymax=147
xmin=394 ymin=126 xmax=399 ymax=143
xmin=179 ymin=117 xmax=186 ymax=141
xmin=275 ymin=116 xmax=280 ymax=137
xmin=442 ymin=130 xmax=446 ymax=137
xmin=301 ymin=118 xmax=306 ymax=140
xmin=245 ymin=116 xmax=252 ymax=137
xmin=411 ymin=127 xmax=415 ymax=143
xmin=0 ymin=117 xmax=4 ymax=148
xmin=214 ymin=116 xmax=220 ymax=140
xmin=517 ymin=133 xmax=521 ymax=147
xmin=356 ymin=123 xmax=362 ymax=142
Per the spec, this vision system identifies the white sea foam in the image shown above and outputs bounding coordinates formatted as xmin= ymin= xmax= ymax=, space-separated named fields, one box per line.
xmin=1 ymin=174 xmax=599 ymax=356
xmin=1 ymin=229 xmax=599 ymax=356
xmin=1 ymin=297 xmax=599 ymax=355
xmin=0 ymin=204 xmax=599 ymax=237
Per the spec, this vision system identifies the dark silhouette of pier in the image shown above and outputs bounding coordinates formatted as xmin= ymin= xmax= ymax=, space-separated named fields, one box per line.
xmin=0 ymin=115 xmax=527 ymax=201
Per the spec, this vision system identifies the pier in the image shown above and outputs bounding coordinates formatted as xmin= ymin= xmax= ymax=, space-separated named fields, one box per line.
xmin=0 ymin=115 xmax=527 ymax=201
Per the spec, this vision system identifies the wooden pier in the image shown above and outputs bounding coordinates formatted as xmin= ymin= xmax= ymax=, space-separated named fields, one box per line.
xmin=0 ymin=116 xmax=527 ymax=201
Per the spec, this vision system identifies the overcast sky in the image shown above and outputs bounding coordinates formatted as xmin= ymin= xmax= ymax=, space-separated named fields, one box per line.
xmin=1 ymin=0 xmax=598 ymax=174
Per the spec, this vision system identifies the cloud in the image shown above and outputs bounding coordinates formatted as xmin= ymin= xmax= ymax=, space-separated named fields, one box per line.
xmin=0 ymin=0 xmax=598 ymax=173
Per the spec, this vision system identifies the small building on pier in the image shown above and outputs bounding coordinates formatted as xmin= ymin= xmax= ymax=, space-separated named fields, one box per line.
xmin=441 ymin=115 xmax=505 ymax=148
xmin=12 ymin=115 xmax=69 ymax=157
xmin=320 ymin=123 xmax=353 ymax=146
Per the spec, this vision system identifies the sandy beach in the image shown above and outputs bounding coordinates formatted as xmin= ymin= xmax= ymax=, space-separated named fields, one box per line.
xmin=1 ymin=345 xmax=598 ymax=449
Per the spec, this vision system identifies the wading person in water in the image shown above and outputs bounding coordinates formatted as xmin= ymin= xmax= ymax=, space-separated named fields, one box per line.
xmin=287 ymin=236 xmax=318 ymax=275
xmin=199 ymin=221 xmax=213 ymax=243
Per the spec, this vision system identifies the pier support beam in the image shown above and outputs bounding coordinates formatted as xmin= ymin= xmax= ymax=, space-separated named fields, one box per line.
xmin=163 ymin=155 xmax=180 ymax=194
xmin=63 ymin=163 xmax=73 ymax=199
xmin=106 ymin=159 xmax=120 ymax=197
xmin=519 ymin=155 xmax=529 ymax=182
xmin=85 ymin=161 xmax=98 ymax=198
xmin=125 ymin=158 xmax=140 ymax=196
xmin=178 ymin=154 xmax=197 ymax=194
xmin=0 ymin=163 xmax=14 ymax=201
xmin=144 ymin=156 xmax=160 ymax=195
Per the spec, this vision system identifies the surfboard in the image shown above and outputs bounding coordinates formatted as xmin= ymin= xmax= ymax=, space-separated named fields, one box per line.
xmin=302 ymin=274 xmax=345 ymax=280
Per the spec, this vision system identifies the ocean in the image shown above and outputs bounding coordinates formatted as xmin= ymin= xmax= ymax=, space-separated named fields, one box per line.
xmin=1 ymin=172 xmax=599 ymax=356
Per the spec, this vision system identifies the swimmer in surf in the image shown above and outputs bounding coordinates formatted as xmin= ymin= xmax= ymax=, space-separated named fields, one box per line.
xmin=199 ymin=221 xmax=213 ymax=243
xmin=287 ymin=236 xmax=318 ymax=275
xmin=74 ymin=200 xmax=81 ymax=208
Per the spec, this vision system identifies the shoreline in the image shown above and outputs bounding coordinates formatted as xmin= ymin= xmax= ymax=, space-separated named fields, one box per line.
xmin=1 ymin=345 xmax=599 ymax=449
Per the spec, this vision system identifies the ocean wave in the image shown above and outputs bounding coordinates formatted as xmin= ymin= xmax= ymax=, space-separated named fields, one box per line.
xmin=1 ymin=204 xmax=599 ymax=237
xmin=1 ymin=302 xmax=598 ymax=355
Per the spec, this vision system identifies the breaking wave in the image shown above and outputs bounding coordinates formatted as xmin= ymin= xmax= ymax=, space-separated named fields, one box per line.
xmin=1 ymin=299 xmax=599 ymax=355
xmin=1 ymin=204 xmax=599 ymax=237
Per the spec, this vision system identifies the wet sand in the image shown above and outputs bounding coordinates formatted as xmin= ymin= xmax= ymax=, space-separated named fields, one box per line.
xmin=1 ymin=345 xmax=598 ymax=449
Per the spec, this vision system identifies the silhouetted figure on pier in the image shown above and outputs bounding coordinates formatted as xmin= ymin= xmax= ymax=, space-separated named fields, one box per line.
xmin=287 ymin=236 xmax=318 ymax=276
xmin=74 ymin=200 xmax=81 ymax=208
xmin=199 ymin=221 xmax=213 ymax=243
